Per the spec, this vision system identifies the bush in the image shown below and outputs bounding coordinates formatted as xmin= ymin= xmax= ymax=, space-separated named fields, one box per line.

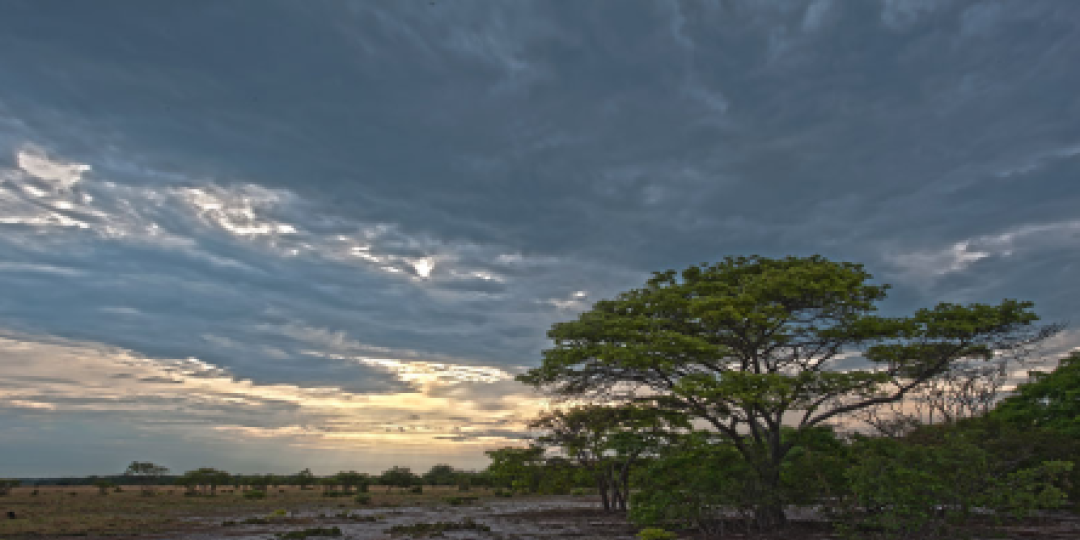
xmin=243 ymin=490 xmax=267 ymax=500
xmin=630 ymin=435 xmax=760 ymax=538
xmin=570 ymin=488 xmax=592 ymax=496
xmin=386 ymin=519 xmax=490 ymax=537
xmin=354 ymin=493 xmax=372 ymax=505
xmin=638 ymin=528 xmax=678 ymax=540
xmin=445 ymin=495 xmax=478 ymax=506
xmin=408 ymin=485 xmax=423 ymax=494
xmin=492 ymin=488 xmax=513 ymax=497
xmin=836 ymin=435 xmax=1073 ymax=539
xmin=277 ymin=526 xmax=342 ymax=539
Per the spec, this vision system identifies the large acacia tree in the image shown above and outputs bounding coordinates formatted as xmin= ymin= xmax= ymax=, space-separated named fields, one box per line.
xmin=518 ymin=255 xmax=1056 ymax=528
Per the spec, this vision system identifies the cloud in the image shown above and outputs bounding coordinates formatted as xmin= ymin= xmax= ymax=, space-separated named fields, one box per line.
xmin=0 ymin=0 xmax=1079 ymax=473
xmin=0 ymin=331 xmax=542 ymax=456
xmin=888 ymin=219 xmax=1080 ymax=280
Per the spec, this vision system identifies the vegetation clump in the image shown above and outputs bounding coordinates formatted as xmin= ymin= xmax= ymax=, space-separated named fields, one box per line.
xmin=387 ymin=519 xmax=491 ymax=537
xmin=277 ymin=526 xmax=343 ymax=539
xmin=444 ymin=495 xmax=479 ymax=506
xmin=637 ymin=528 xmax=678 ymax=540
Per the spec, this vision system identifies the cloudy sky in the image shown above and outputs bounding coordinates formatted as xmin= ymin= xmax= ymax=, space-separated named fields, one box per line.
xmin=1 ymin=0 xmax=1078 ymax=477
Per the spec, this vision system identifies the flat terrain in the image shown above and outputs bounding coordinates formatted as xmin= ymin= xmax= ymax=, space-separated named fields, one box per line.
xmin=3 ymin=486 xmax=1080 ymax=539
xmin=0 ymin=486 xmax=637 ymax=539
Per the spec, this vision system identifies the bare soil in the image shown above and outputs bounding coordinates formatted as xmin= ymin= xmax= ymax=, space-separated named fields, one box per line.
xmin=4 ymin=487 xmax=1080 ymax=539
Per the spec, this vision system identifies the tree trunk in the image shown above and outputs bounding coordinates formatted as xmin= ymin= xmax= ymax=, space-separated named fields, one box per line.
xmin=753 ymin=463 xmax=787 ymax=530
xmin=596 ymin=475 xmax=611 ymax=512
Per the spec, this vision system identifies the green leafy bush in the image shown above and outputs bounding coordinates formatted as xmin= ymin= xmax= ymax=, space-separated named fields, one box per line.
xmin=837 ymin=435 xmax=1073 ymax=539
xmin=637 ymin=527 xmax=678 ymax=540
xmin=353 ymin=493 xmax=372 ymax=505
xmin=277 ymin=526 xmax=342 ymax=539
xmin=445 ymin=495 xmax=478 ymax=506
xmin=243 ymin=490 xmax=267 ymax=500
xmin=386 ymin=519 xmax=490 ymax=537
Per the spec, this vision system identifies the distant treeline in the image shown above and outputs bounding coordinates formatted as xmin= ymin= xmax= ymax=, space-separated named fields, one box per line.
xmin=8 ymin=464 xmax=498 ymax=490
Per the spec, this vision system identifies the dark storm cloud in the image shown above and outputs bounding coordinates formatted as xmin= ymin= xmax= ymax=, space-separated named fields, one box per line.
xmin=1 ymin=0 xmax=1079 ymax=473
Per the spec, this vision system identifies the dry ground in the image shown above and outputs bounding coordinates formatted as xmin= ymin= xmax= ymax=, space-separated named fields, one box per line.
xmin=3 ymin=486 xmax=1080 ymax=539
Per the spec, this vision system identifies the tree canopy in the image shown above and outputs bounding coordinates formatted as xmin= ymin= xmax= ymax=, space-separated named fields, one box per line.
xmin=993 ymin=351 xmax=1080 ymax=436
xmin=518 ymin=255 xmax=1055 ymax=526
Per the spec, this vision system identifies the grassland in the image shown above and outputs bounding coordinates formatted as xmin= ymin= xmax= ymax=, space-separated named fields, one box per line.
xmin=0 ymin=484 xmax=499 ymax=538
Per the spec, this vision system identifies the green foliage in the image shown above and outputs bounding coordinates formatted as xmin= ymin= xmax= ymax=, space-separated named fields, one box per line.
xmin=93 ymin=480 xmax=116 ymax=495
xmin=630 ymin=433 xmax=759 ymax=537
xmin=530 ymin=405 xmax=688 ymax=512
xmin=177 ymin=467 xmax=231 ymax=495
xmin=379 ymin=466 xmax=418 ymax=492
xmin=520 ymin=255 xmax=1051 ymax=529
xmin=422 ymin=464 xmax=457 ymax=486
xmin=993 ymin=351 xmax=1080 ymax=436
xmin=637 ymin=528 xmax=679 ymax=540
xmin=294 ymin=468 xmax=316 ymax=490
xmin=484 ymin=446 xmax=545 ymax=492
xmin=243 ymin=490 xmax=267 ymax=500
xmin=333 ymin=471 xmax=369 ymax=493
xmin=277 ymin=526 xmax=342 ymax=539
xmin=124 ymin=461 xmax=169 ymax=495
xmin=837 ymin=435 xmax=1073 ymax=538
xmin=353 ymin=493 xmax=372 ymax=505
xmin=408 ymin=485 xmax=423 ymax=494
xmin=444 ymin=495 xmax=478 ymax=506
xmin=386 ymin=519 xmax=490 ymax=537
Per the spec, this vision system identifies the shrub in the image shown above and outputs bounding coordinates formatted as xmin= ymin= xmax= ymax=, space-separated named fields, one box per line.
xmin=244 ymin=490 xmax=267 ymax=500
xmin=354 ymin=493 xmax=372 ymax=505
xmin=386 ymin=519 xmax=490 ymax=537
xmin=277 ymin=526 xmax=343 ymax=539
xmin=492 ymin=488 xmax=512 ymax=498
xmin=445 ymin=495 xmax=478 ymax=506
xmin=638 ymin=528 xmax=678 ymax=540
xmin=837 ymin=435 xmax=1074 ymax=539
xmin=570 ymin=488 xmax=592 ymax=496
xmin=408 ymin=485 xmax=423 ymax=494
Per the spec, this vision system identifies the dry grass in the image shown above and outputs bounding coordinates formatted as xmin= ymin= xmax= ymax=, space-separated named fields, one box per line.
xmin=0 ymin=484 xmax=489 ymax=537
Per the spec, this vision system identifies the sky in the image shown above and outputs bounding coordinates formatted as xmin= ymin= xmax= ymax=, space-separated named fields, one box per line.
xmin=1 ymin=0 xmax=1079 ymax=477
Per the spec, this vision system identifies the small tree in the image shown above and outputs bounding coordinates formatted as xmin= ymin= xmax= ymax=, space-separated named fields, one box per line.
xmin=378 ymin=466 xmax=417 ymax=493
xmin=293 ymin=468 xmax=316 ymax=490
xmin=530 ymin=404 xmax=686 ymax=512
xmin=422 ymin=464 xmax=457 ymax=486
xmin=484 ymin=446 xmax=545 ymax=493
xmin=178 ymin=468 xmax=231 ymax=495
xmin=335 ymin=471 xmax=369 ymax=493
xmin=520 ymin=255 xmax=1057 ymax=528
xmin=124 ymin=461 xmax=169 ymax=496
xmin=93 ymin=480 xmax=116 ymax=495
